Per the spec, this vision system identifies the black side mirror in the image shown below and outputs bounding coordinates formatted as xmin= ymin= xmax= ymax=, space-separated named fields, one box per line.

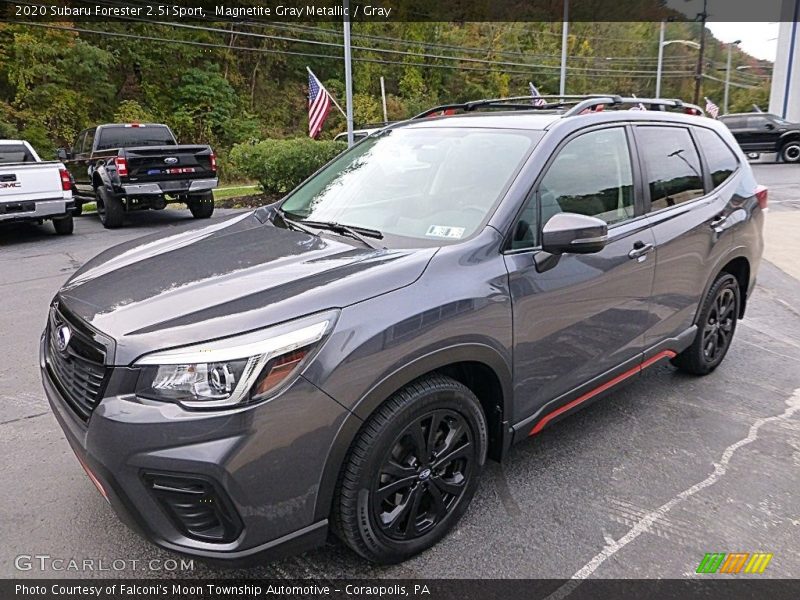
xmin=541 ymin=212 xmax=608 ymax=255
xmin=765 ymin=123 xmax=775 ymax=130
xmin=56 ymin=148 xmax=69 ymax=161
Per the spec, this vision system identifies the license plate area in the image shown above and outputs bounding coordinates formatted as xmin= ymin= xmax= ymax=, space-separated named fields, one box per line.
xmin=0 ymin=201 xmax=35 ymax=214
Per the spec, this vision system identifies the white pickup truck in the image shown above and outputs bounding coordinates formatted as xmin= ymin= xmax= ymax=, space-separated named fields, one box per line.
xmin=0 ymin=140 xmax=75 ymax=234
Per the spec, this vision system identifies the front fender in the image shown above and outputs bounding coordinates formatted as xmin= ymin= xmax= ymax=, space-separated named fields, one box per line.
xmin=310 ymin=341 xmax=513 ymax=523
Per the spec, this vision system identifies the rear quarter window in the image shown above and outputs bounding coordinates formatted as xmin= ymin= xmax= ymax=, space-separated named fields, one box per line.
xmin=695 ymin=127 xmax=739 ymax=188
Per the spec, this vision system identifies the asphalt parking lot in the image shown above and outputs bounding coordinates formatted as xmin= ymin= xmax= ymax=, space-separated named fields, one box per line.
xmin=2 ymin=165 xmax=799 ymax=581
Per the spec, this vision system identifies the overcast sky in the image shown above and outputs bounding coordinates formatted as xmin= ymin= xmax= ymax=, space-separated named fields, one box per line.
xmin=707 ymin=22 xmax=779 ymax=62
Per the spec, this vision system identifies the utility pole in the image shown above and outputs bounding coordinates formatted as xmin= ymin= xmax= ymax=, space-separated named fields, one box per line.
xmin=656 ymin=20 xmax=666 ymax=97
xmin=559 ymin=0 xmax=569 ymax=97
xmin=723 ymin=39 xmax=741 ymax=115
xmin=343 ymin=0 xmax=354 ymax=147
xmin=693 ymin=0 xmax=708 ymax=106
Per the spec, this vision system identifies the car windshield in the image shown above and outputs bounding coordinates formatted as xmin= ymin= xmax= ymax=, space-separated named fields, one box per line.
xmin=96 ymin=126 xmax=177 ymax=150
xmin=280 ymin=127 xmax=540 ymax=246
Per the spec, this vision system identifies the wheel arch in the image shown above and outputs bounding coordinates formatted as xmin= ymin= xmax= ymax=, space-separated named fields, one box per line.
xmin=313 ymin=343 xmax=513 ymax=522
xmin=695 ymin=253 xmax=751 ymax=324
xmin=719 ymin=256 xmax=750 ymax=318
xmin=778 ymin=133 xmax=800 ymax=158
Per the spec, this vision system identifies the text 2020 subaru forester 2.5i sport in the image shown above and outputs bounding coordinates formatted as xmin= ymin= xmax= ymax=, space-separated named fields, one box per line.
xmin=41 ymin=96 xmax=765 ymax=564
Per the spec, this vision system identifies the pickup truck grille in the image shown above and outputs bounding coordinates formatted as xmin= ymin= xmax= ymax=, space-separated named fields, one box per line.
xmin=45 ymin=307 xmax=109 ymax=422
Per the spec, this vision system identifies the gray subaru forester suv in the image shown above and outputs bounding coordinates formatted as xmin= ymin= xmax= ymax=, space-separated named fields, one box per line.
xmin=41 ymin=96 xmax=765 ymax=565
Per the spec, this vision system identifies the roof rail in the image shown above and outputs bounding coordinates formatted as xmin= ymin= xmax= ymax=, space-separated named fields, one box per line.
xmin=413 ymin=95 xmax=705 ymax=119
xmin=563 ymin=96 xmax=705 ymax=116
xmin=412 ymin=95 xmax=610 ymax=119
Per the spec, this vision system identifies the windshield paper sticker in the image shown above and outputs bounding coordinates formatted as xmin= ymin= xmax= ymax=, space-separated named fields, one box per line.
xmin=426 ymin=225 xmax=465 ymax=239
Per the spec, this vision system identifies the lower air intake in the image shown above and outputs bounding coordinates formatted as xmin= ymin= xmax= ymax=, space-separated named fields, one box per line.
xmin=143 ymin=472 xmax=242 ymax=543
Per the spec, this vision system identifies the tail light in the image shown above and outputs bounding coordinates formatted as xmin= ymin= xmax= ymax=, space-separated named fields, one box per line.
xmin=755 ymin=185 xmax=768 ymax=210
xmin=209 ymin=152 xmax=217 ymax=173
xmin=114 ymin=156 xmax=128 ymax=177
xmin=58 ymin=168 xmax=71 ymax=191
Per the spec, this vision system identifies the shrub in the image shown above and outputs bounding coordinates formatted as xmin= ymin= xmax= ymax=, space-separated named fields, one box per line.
xmin=229 ymin=138 xmax=346 ymax=195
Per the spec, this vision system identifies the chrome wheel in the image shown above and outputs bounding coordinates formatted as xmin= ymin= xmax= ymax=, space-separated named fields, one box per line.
xmin=782 ymin=143 xmax=800 ymax=163
xmin=373 ymin=410 xmax=473 ymax=541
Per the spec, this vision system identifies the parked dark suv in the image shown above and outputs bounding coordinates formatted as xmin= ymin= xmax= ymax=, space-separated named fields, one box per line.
xmin=41 ymin=96 xmax=766 ymax=565
xmin=719 ymin=112 xmax=800 ymax=163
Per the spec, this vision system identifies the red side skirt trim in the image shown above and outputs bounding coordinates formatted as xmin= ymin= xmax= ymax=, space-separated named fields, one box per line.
xmin=528 ymin=350 xmax=677 ymax=436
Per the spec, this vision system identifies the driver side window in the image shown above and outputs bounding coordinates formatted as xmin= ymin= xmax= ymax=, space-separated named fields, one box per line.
xmin=510 ymin=127 xmax=635 ymax=250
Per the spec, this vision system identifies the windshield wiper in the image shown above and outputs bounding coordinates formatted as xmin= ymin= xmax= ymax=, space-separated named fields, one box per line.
xmin=280 ymin=215 xmax=318 ymax=235
xmin=276 ymin=209 xmax=385 ymax=250
xmin=303 ymin=221 xmax=385 ymax=250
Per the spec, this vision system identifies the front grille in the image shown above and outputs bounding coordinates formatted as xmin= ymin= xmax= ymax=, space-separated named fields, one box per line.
xmin=143 ymin=472 xmax=243 ymax=543
xmin=45 ymin=307 xmax=108 ymax=422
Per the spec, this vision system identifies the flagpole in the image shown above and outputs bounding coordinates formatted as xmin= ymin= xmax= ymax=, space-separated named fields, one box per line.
xmin=559 ymin=0 xmax=569 ymax=98
xmin=306 ymin=66 xmax=347 ymax=119
xmin=343 ymin=0 xmax=355 ymax=147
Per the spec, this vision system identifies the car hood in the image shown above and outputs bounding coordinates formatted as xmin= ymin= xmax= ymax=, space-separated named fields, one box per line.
xmin=58 ymin=211 xmax=437 ymax=364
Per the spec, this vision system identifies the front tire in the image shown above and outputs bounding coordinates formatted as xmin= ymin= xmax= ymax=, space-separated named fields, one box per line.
xmin=52 ymin=215 xmax=74 ymax=235
xmin=96 ymin=187 xmax=124 ymax=229
xmin=672 ymin=273 xmax=740 ymax=375
xmin=780 ymin=140 xmax=800 ymax=164
xmin=188 ymin=191 xmax=215 ymax=219
xmin=333 ymin=374 xmax=487 ymax=564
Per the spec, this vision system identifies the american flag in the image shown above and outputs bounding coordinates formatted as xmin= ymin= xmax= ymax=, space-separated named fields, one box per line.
xmin=704 ymin=97 xmax=720 ymax=119
xmin=529 ymin=82 xmax=547 ymax=107
xmin=308 ymin=70 xmax=333 ymax=138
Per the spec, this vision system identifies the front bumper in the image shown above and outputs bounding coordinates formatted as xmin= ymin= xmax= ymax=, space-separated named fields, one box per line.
xmin=39 ymin=334 xmax=346 ymax=564
xmin=121 ymin=178 xmax=218 ymax=196
xmin=0 ymin=198 xmax=73 ymax=222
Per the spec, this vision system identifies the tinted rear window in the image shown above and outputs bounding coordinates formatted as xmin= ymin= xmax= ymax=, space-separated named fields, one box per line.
xmin=695 ymin=127 xmax=739 ymax=188
xmin=720 ymin=116 xmax=745 ymax=129
xmin=96 ymin=126 xmax=176 ymax=151
xmin=637 ymin=126 xmax=705 ymax=211
xmin=0 ymin=144 xmax=35 ymax=164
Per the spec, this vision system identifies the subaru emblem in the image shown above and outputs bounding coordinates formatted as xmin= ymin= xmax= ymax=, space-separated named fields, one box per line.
xmin=164 ymin=157 xmax=178 ymax=164
xmin=56 ymin=325 xmax=72 ymax=352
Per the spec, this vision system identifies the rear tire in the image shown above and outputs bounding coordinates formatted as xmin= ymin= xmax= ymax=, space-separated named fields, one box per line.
xmin=672 ymin=273 xmax=740 ymax=375
xmin=333 ymin=374 xmax=487 ymax=564
xmin=52 ymin=215 xmax=74 ymax=235
xmin=780 ymin=140 xmax=800 ymax=164
xmin=188 ymin=191 xmax=214 ymax=219
xmin=96 ymin=187 xmax=124 ymax=229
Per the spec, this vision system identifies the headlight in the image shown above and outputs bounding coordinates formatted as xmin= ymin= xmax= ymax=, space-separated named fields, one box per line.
xmin=133 ymin=311 xmax=338 ymax=409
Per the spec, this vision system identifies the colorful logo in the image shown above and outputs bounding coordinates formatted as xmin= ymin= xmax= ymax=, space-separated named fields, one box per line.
xmin=696 ymin=552 xmax=773 ymax=574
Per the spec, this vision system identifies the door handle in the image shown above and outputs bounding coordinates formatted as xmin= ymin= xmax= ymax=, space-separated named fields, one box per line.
xmin=710 ymin=214 xmax=728 ymax=231
xmin=628 ymin=241 xmax=654 ymax=260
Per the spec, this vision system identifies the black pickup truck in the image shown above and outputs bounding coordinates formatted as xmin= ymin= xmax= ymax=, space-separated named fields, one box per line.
xmin=58 ymin=123 xmax=217 ymax=228
xmin=719 ymin=112 xmax=800 ymax=163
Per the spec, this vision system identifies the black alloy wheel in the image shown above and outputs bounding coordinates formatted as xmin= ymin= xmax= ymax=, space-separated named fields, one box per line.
xmin=701 ymin=285 xmax=736 ymax=363
xmin=374 ymin=410 xmax=473 ymax=541
xmin=333 ymin=374 xmax=487 ymax=563
xmin=673 ymin=272 xmax=740 ymax=375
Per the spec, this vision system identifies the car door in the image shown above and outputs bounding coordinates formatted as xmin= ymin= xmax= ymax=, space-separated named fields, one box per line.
xmin=504 ymin=125 xmax=657 ymax=423
xmin=72 ymin=129 xmax=94 ymax=195
xmin=743 ymin=115 xmax=777 ymax=151
xmin=634 ymin=124 xmax=735 ymax=345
